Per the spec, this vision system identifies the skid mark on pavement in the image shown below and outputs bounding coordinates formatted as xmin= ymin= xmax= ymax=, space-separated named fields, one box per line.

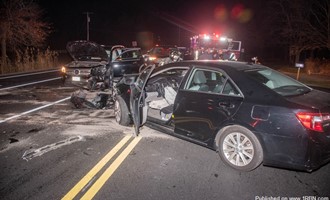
xmin=22 ymin=135 xmax=85 ymax=161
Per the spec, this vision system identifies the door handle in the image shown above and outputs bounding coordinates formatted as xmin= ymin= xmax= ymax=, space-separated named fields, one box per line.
xmin=219 ymin=101 xmax=235 ymax=108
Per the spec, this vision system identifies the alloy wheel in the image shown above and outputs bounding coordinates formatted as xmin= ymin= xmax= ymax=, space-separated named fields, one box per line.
xmin=222 ymin=132 xmax=254 ymax=167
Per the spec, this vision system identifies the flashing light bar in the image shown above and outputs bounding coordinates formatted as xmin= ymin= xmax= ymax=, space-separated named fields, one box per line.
xmin=192 ymin=34 xmax=233 ymax=43
xmin=204 ymin=35 xmax=210 ymax=40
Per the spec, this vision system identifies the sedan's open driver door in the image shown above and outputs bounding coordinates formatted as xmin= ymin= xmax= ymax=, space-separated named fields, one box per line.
xmin=130 ymin=65 xmax=155 ymax=136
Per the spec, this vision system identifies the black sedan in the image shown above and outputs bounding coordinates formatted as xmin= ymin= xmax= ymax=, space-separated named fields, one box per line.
xmin=114 ymin=61 xmax=330 ymax=172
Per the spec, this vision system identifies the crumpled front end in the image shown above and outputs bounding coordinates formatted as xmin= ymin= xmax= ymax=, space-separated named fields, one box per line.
xmin=63 ymin=61 xmax=106 ymax=88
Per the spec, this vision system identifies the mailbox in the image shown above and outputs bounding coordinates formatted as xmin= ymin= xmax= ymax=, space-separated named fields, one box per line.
xmin=295 ymin=63 xmax=304 ymax=68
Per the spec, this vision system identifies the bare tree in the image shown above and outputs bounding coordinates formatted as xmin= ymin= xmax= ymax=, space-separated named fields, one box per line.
xmin=310 ymin=0 xmax=330 ymax=50
xmin=266 ymin=0 xmax=329 ymax=63
xmin=0 ymin=0 xmax=51 ymax=73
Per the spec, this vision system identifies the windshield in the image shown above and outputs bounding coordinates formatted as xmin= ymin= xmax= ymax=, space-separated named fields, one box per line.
xmin=67 ymin=41 xmax=108 ymax=61
xmin=120 ymin=49 xmax=141 ymax=60
xmin=245 ymin=68 xmax=311 ymax=96
xmin=149 ymin=47 xmax=177 ymax=57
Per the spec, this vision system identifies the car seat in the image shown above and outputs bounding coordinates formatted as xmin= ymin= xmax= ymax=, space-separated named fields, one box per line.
xmin=189 ymin=71 xmax=209 ymax=91
xmin=212 ymin=83 xmax=223 ymax=93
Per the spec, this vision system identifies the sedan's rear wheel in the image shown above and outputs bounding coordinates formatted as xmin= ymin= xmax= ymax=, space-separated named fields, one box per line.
xmin=114 ymin=96 xmax=131 ymax=126
xmin=218 ymin=126 xmax=263 ymax=171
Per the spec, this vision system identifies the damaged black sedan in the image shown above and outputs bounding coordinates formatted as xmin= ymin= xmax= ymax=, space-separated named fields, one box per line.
xmin=114 ymin=60 xmax=330 ymax=172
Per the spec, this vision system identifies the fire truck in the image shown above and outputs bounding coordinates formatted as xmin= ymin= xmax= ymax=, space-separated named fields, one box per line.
xmin=190 ymin=33 xmax=242 ymax=61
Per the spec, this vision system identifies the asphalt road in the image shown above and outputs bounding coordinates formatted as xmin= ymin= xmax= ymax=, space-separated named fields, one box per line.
xmin=0 ymin=71 xmax=330 ymax=200
xmin=0 ymin=69 xmax=62 ymax=89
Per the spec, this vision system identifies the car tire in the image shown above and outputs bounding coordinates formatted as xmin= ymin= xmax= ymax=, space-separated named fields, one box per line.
xmin=218 ymin=125 xmax=263 ymax=171
xmin=114 ymin=96 xmax=131 ymax=126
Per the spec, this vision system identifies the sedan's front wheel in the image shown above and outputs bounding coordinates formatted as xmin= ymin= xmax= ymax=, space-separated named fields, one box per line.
xmin=114 ymin=96 xmax=131 ymax=126
xmin=218 ymin=126 xmax=263 ymax=171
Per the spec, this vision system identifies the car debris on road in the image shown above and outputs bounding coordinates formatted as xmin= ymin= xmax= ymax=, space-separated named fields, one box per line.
xmin=70 ymin=89 xmax=112 ymax=109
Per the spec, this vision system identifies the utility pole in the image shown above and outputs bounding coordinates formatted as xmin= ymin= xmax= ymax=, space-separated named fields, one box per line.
xmin=83 ymin=12 xmax=93 ymax=41
xmin=178 ymin=27 xmax=181 ymax=46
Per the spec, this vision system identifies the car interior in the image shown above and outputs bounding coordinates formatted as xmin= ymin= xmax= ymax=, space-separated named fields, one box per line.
xmin=143 ymin=68 xmax=187 ymax=123
xmin=142 ymin=68 xmax=240 ymax=124
xmin=186 ymin=69 xmax=240 ymax=95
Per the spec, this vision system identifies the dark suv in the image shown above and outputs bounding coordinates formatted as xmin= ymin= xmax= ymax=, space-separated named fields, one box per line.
xmin=61 ymin=41 xmax=144 ymax=89
xmin=109 ymin=47 xmax=144 ymax=78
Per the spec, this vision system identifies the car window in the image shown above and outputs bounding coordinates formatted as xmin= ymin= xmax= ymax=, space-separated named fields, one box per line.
xmin=111 ymin=49 xmax=122 ymax=61
xmin=245 ymin=68 xmax=311 ymax=96
xmin=136 ymin=67 xmax=152 ymax=90
xmin=144 ymin=68 xmax=188 ymax=103
xmin=185 ymin=68 xmax=241 ymax=96
xmin=222 ymin=81 xmax=240 ymax=95
xmin=154 ymin=68 xmax=188 ymax=90
xmin=105 ymin=50 xmax=111 ymax=58
xmin=121 ymin=49 xmax=141 ymax=60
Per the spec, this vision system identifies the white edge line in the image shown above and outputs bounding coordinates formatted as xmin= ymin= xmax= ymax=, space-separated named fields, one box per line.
xmin=0 ymin=96 xmax=71 ymax=124
xmin=0 ymin=69 xmax=60 ymax=80
xmin=0 ymin=77 xmax=62 ymax=91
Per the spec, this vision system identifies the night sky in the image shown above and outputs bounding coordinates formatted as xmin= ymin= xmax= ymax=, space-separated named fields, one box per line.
xmin=38 ymin=0 xmax=267 ymax=51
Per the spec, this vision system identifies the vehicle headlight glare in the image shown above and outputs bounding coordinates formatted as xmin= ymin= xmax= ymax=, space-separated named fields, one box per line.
xmin=61 ymin=66 xmax=66 ymax=73
xmin=220 ymin=37 xmax=227 ymax=41
xmin=149 ymin=56 xmax=156 ymax=61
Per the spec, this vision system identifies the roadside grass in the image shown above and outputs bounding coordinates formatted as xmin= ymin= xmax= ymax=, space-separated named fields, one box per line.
xmin=273 ymin=64 xmax=330 ymax=89
xmin=1 ymin=47 xmax=59 ymax=74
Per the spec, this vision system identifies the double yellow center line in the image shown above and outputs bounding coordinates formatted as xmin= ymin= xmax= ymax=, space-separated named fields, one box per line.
xmin=62 ymin=135 xmax=141 ymax=200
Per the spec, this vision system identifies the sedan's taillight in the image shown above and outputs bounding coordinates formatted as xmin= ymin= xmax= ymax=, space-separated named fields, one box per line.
xmin=296 ymin=112 xmax=330 ymax=132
